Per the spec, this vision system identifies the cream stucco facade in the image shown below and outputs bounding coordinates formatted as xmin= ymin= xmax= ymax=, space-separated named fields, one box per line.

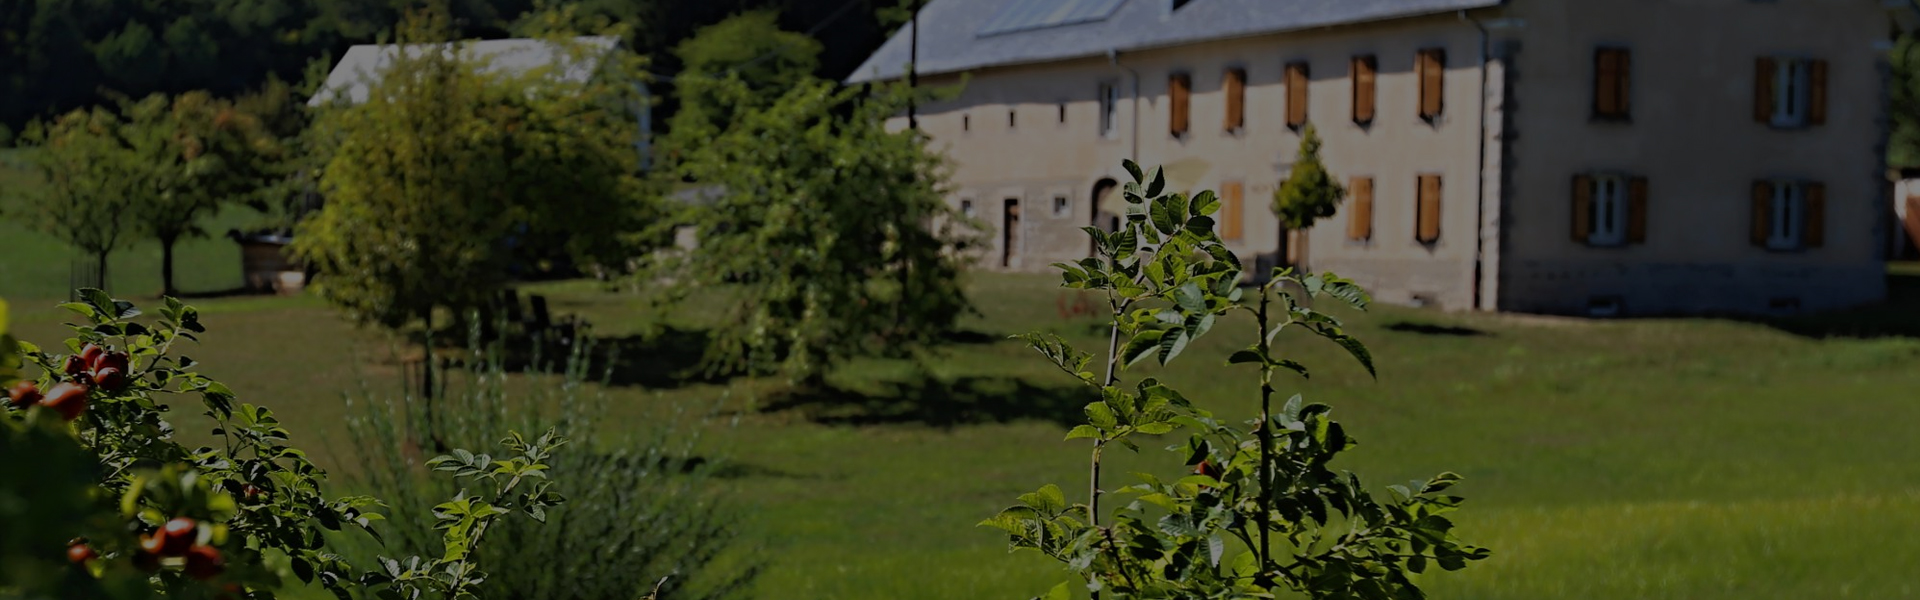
xmin=875 ymin=0 xmax=1897 ymax=315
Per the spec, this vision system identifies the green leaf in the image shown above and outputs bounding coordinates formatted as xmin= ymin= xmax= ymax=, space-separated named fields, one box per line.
xmin=1150 ymin=197 xmax=1181 ymax=235
xmin=1135 ymin=422 xmax=1176 ymax=435
xmin=1227 ymin=349 xmax=1263 ymax=365
xmin=1172 ymin=283 xmax=1205 ymax=313
xmin=57 ymin=303 xmax=98 ymax=319
xmin=1156 ymin=327 xmax=1190 ymax=365
xmin=1065 ymin=424 xmax=1102 ymax=440
xmin=80 ymin=289 xmax=114 ymax=317
xmin=113 ymin=300 xmax=141 ymax=319
xmin=1330 ymin=333 xmax=1377 ymax=379
xmin=1190 ymin=190 xmax=1220 ymax=217
xmin=1145 ymin=166 xmax=1166 ymax=197
xmin=1084 ymin=402 xmax=1119 ymax=429
xmin=1120 ymin=330 xmax=1166 ymax=368
xmin=1039 ymin=581 xmax=1072 ymax=600
xmin=1422 ymin=472 xmax=1463 ymax=494
xmin=1019 ymin=484 xmax=1069 ymax=514
xmin=1184 ymin=216 xmax=1216 ymax=238
xmin=1123 ymin=159 xmax=1144 ymax=184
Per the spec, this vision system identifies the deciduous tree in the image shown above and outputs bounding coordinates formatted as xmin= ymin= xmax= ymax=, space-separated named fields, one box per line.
xmin=662 ymin=75 xmax=979 ymax=386
xmin=13 ymin=108 xmax=145 ymax=292
xmin=292 ymin=5 xmax=655 ymax=397
xmin=1271 ymin=123 xmax=1346 ymax=231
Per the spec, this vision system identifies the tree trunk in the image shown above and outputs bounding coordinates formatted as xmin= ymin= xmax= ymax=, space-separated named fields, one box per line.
xmin=95 ymin=251 xmax=109 ymax=295
xmin=160 ymin=235 xmax=178 ymax=297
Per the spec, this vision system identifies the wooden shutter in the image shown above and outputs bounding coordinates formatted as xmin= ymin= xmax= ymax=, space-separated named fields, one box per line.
xmin=1571 ymin=174 xmax=1594 ymax=242
xmin=1627 ymin=176 xmax=1649 ymax=244
xmin=1750 ymin=180 xmax=1774 ymax=247
xmin=1222 ymin=181 xmax=1244 ymax=240
xmin=1907 ymin=196 xmax=1920 ymax=247
xmin=1809 ymin=59 xmax=1828 ymax=126
xmin=1352 ymin=55 xmax=1376 ymax=125
xmin=1595 ymin=49 xmax=1619 ymax=117
xmin=1347 ymin=176 xmax=1374 ymax=241
xmin=1286 ymin=62 xmax=1310 ymax=128
xmin=1170 ymin=73 xmax=1191 ymax=136
xmin=1594 ymin=48 xmax=1631 ymax=118
xmin=1224 ymin=68 xmax=1246 ymax=131
xmin=1416 ymin=175 xmax=1442 ymax=243
xmin=1754 ymin=57 xmax=1776 ymax=124
xmin=1418 ymin=48 xmax=1446 ymax=119
xmin=1804 ymin=182 xmax=1825 ymax=248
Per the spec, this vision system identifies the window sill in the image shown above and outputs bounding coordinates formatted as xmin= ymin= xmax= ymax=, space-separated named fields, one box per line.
xmin=1588 ymin=114 xmax=1632 ymax=125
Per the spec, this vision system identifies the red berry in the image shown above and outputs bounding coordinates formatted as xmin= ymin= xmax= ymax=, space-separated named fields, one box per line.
xmin=91 ymin=367 xmax=127 ymax=392
xmin=40 ymin=382 xmax=89 ymax=421
xmin=7 ymin=381 xmax=40 ymax=407
xmin=183 ymin=545 xmax=224 ymax=580
xmin=1193 ymin=459 xmax=1222 ymax=479
xmin=67 ymin=543 xmax=97 ymax=564
xmin=96 ymin=351 xmax=128 ymax=372
xmin=158 ymin=517 xmax=198 ymax=556
xmin=62 ymin=355 xmax=88 ymax=376
xmin=79 ymin=343 xmax=104 ymax=367
xmin=242 ymin=485 xmax=263 ymax=502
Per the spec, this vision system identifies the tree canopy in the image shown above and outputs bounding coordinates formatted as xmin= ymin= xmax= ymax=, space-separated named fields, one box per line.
xmin=663 ymin=74 xmax=980 ymax=385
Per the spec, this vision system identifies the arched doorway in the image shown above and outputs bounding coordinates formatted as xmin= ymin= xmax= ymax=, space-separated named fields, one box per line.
xmin=1089 ymin=178 xmax=1119 ymax=257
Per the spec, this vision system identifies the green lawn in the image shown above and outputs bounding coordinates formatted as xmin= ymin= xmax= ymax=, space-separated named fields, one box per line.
xmin=0 ymin=149 xmax=258 ymax=300
xmin=6 ymin=268 xmax=1920 ymax=600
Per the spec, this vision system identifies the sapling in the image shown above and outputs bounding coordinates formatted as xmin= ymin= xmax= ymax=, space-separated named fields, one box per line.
xmin=984 ymin=160 xmax=1488 ymax=599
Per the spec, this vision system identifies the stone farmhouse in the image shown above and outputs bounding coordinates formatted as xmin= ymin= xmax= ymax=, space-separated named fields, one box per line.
xmin=849 ymin=0 xmax=1904 ymax=315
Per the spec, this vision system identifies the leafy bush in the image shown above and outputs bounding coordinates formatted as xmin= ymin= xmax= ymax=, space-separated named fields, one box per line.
xmin=984 ymin=161 xmax=1488 ymax=599
xmin=1 ymin=291 xmax=570 ymax=600
xmin=340 ymin=327 xmax=758 ymax=600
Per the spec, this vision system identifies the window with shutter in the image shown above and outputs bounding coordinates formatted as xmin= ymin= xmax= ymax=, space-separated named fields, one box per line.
xmin=1347 ymin=176 xmax=1374 ymax=241
xmin=1286 ymin=62 xmax=1309 ymax=129
xmin=1224 ymin=68 xmax=1246 ymax=132
xmin=1417 ymin=48 xmax=1446 ymax=120
xmin=1221 ymin=181 xmax=1244 ymax=240
xmin=1759 ymin=56 xmax=1823 ymax=128
xmin=1593 ymin=47 xmax=1631 ymax=120
xmin=1754 ymin=180 xmax=1819 ymax=251
xmin=1351 ymin=55 xmax=1376 ymax=125
xmin=1170 ymin=72 xmax=1191 ymax=137
xmin=1577 ymin=174 xmax=1631 ymax=247
xmin=1416 ymin=174 xmax=1442 ymax=244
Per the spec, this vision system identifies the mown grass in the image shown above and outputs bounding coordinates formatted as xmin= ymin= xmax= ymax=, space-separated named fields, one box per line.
xmin=5 ymin=266 xmax=1920 ymax=600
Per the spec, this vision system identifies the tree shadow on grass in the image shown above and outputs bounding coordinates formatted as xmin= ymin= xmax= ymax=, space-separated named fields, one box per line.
xmin=590 ymin=326 xmax=741 ymax=389
xmin=1384 ymin=321 xmax=1490 ymax=337
xmin=761 ymin=374 xmax=1093 ymax=429
xmin=1745 ymin=270 xmax=1920 ymax=340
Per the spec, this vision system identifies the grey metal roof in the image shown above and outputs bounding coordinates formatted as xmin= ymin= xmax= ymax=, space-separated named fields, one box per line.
xmin=310 ymin=36 xmax=620 ymax=106
xmin=847 ymin=0 xmax=1502 ymax=83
